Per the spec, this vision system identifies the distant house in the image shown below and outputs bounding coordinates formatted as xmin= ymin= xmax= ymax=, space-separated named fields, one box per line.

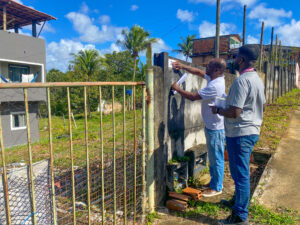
xmin=0 ymin=0 xmax=56 ymax=147
xmin=192 ymin=34 xmax=242 ymax=67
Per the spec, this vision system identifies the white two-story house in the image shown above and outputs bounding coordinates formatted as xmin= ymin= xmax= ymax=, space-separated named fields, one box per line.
xmin=0 ymin=0 xmax=55 ymax=147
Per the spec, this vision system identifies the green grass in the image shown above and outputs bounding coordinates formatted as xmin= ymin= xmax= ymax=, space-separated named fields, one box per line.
xmin=177 ymin=201 xmax=299 ymax=225
xmin=2 ymin=109 xmax=143 ymax=169
xmin=255 ymin=89 xmax=300 ymax=153
xmin=147 ymin=211 xmax=160 ymax=225
xmin=249 ymin=202 xmax=299 ymax=225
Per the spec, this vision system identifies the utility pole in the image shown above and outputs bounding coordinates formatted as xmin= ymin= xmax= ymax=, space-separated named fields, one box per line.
xmin=259 ymin=21 xmax=265 ymax=71
xmin=243 ymin=5 xmax=247 ymax=46
xmin=215 ymin=0 xmax=221 ymax=58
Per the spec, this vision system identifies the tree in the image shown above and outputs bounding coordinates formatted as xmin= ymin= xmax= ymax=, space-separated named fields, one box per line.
xmin=174 ymin=34 xmax=196 ymax=62
xmin=70 ymin=49 xmax=101 ymax=117
xmin=117 ymin=25 xmax=157 ymax=109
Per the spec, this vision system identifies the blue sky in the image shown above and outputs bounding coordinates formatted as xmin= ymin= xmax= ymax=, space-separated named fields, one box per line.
xmin=15 ymin=0 xmax=300 ymax=71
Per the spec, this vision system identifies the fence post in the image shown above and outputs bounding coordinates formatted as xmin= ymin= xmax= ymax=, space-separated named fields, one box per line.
xmin=278 ymin=41 xmax=282 ymax=97
xmin=259 ymin=22 xmax=264 ymax=71
xmin=146 ymin=43 xmax=155 ymax=213
xmin=269 ymin=27 xmax=274 ymax=62
xmin=24 ymin=88 xmax=37 ymax=225
xmin=0 ymin=108 xmax=12 ymax=225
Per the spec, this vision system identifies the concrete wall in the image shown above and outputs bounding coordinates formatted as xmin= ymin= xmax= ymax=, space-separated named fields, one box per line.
xmin=0 ymin=30 xmax=46 ymax=70
xmin=152 ymin=52 xmax=240 ymax=205
xmin=1 ymin=102 xmax=39 ymax=148
xmin=0 ymin=88 xmax=46 ymax=102
xmin=153 ymin=52 xmax=208 ymax=205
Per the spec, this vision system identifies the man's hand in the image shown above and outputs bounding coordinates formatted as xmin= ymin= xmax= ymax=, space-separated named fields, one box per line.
xmin=172 ymin=61 xmax=185 ymax=70
xmin=171 ymin=82 xmax=180 ymax=92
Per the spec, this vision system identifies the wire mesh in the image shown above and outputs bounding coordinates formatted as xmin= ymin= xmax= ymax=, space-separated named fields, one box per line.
xmin=0 ymin=84 xmax=145 ymax=225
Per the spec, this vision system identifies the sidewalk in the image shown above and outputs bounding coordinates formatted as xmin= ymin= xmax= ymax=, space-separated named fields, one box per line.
xmin=253 ymin=106 xmax=300 ymax=214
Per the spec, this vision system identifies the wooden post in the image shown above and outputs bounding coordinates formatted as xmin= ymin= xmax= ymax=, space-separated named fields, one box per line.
xmin=269 ymin=27 xmax=274 ymax=62
xmin=259 ymin=22 xmax=265 ymax=71
xmin=3 ymin=5 xmax=7 ymax=31
xmin=243 ymin=5 xmax=247 ymax=46
xmin=275 ymin=35 xmax=278 ymax=66
xmin=32 ymin=21 xmax=37 ymax=37
xmin=14 ymin=26 xmax=19 ymax=33
xmin=278 ymin=40 xmax=282 ymax=97
xmin=215 ymin=0 xmax=221 ymax=58
xmin=264 ymin=61 xmax=269 ymax=102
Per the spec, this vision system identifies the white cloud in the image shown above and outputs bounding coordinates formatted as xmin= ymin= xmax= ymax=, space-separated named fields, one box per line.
xmin=189 ymin=0 xmax=257 ymax=6
xmin=174 ymin=53 xmax=192 ymax=62
xmin=130 ymin=5 xmax=139 ymax=11
xmin=249 ymin=4 xmax=292 ymax=27
xmin=152 ymin=39 xmax=171 ymax=54
xmin=109 ymin=43 xmax=121 ymax=53
xmin=66 ymin=12 xmax=125 ymax=44
xmin=80 ymin=2 xmax=89 ymax=14
xmin=176 ymin=9 xmax=194 ymax=22
xmin=13 ymin=0 xmax=23 ymax=4
xmin=47 ymin=39 xmax=96 ymax=71
xmin=99 ymin=15 xmax=111 ymax=24
xmin=198 ymin=21 xmax=236 ymax=38
xmin=277 ymin=20 xmax=300 ymax=46
xmin=247 ymin=35 xmax=259 ymax=44
xmin=23 ymin=22 xmax=55 ymax=34
xmin=47 ymin=40 xmax=125 ymax=71
xmin=139 ymin=38 xmax=171 ymax=56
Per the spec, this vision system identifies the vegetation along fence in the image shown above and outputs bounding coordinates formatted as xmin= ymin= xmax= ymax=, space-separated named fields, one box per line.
xmin=0 ymin=81 xmax=148 ymax=225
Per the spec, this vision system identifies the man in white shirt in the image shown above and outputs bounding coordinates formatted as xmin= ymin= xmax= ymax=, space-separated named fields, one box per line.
xmin=171 ymin=58 xmax=226 ymax=197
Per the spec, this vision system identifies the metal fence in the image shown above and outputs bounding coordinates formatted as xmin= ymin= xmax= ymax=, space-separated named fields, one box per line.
xmin=0 ymin=81 xmax=147 ymax=225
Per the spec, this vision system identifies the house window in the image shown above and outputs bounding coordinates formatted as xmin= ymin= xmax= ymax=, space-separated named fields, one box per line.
xmin=9 ymin=65 xmax=30 ymax=83
xmin=11 ymin=112 xmax=27 ymax=130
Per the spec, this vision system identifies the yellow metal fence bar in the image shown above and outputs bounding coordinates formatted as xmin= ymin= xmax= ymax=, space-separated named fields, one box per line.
xmin=47 ymin=87 xmax=57 ymax=225
xmin=112 ymin=86 xmax=117 ymax=225
xmin=133 ymin=86 xmax=137 ymax=223
xmin=99 ymin=86 xmax=105 ymax=225
xmin=67 ymin=87 xmax=77 ymax=225
xmin=0 ymin=81 xmax=145 ymax=89
xmin=0 ymin=109 xmax=12 ymax=225
xmin=24 ymin=88 xmax=37 ymax=225
xmin=84 ymin=87 xmax=91 ymax=225
xmin=123 ymin=86 xmax=127 ymax=225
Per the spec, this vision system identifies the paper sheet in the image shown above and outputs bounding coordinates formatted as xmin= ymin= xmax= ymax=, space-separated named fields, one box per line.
xmin=173 ymin=73 xmax=187 ymax=94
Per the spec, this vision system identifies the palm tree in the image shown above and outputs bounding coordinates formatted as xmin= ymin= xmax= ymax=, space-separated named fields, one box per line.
xmin=70 ymin=49 xmax=101 ymax=117
xmin=117 ymin=25 xmax=157 ymax=109
xmin=174 ymin=34 xmax=196 ymax=62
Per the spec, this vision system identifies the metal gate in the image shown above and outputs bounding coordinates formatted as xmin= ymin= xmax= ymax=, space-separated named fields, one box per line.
xmin=0 ymin=81 xmax=150 ymax=225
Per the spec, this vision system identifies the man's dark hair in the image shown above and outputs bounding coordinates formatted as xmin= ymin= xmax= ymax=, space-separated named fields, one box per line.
xmin=239 ymin=45 xmax=260 ymax=61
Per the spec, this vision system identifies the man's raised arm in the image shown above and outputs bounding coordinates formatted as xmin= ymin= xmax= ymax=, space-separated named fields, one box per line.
xmin=172 ymin=61 xmax=205 ymax=79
